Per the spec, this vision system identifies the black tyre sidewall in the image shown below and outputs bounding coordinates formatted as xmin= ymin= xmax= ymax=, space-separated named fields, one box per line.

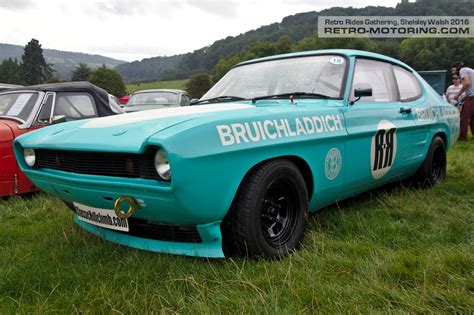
xmin=244 ymin=160 xmax=308 ymax=257
xmin=419 ymin=136 xmax=447 ymax=187
xmin=429 ymin=137 xmax=447 ymax=184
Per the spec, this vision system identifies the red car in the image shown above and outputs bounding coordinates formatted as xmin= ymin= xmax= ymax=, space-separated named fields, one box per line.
xmin=118 ymin=94 xmax=130 ymax=105
xmin=0 ymin=82 xmax=123 ymax=197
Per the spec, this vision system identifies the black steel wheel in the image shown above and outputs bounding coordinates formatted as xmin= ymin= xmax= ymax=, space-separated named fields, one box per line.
xmin=222 ymin=159 xmax=308 ymax=258
xmin=260 ymin=179 xmax=299 ymax=248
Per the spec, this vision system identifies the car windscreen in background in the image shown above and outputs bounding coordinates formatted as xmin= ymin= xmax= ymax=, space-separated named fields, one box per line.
xmin=0 ymin=92 xmax=39 ymax=121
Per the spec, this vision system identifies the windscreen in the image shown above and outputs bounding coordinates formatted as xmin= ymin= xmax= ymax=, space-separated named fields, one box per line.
xmin=0 ymin=92 xmax=40 ymax=121
xmin=202 ymin=55 xmax=347 ymax=100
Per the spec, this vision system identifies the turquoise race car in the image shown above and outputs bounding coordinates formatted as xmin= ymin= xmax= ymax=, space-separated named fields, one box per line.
xmin=14 ymin=50 xmax=460 ymax=258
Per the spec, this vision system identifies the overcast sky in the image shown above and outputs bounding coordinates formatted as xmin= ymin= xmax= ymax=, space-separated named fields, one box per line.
xmin=0 ymin=0 xmax=400 ymax=62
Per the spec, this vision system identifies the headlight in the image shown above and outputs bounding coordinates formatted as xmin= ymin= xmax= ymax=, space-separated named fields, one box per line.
xmin=154 ymin=149 xmax=171 ymax=181
xmin=24 ymin=148 xmax=36 ymax=167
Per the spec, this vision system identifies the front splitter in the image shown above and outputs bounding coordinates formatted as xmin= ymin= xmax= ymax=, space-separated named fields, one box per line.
xmin=74 ymin=215 xmax=225 ymax=258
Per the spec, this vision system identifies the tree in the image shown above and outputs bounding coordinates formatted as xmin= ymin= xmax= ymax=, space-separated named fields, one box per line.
xmin=185 ymin=73 xmax=213 ymax=99
xmin=89 ymin=65 xmax=127 ymax=97
xmin=0 ymin=58 xmax=24 ymax=84
xmin=22 ymin=38 xmax=53 ymax=85
xmin=45 ymin=77 xmax=64 ymax=83
xmin=277 ymin=35 xmax=292 ymax=54
xmin=71 ymin=63 xmax=92 ymax=81
xmin=212 ymin=53 xmax=243 ymax=82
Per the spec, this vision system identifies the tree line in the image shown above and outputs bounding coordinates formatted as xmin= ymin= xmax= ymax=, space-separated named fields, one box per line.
xmin=0 ymin=39 xmax=53 ymax=86
xmin=212 ymin=37 xmax=474 ymax=82
xmin=0 ymin=39 xmax=126 ymax=97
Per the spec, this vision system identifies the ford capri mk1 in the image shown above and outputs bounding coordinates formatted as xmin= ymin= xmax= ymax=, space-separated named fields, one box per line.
xmin=14 ymin=50 xmax=459 ymax=258
xmin=1 ymin=82 xmax=123 ymax=197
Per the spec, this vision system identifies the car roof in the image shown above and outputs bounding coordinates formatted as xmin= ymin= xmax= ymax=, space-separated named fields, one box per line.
xmin=4 ymin=81 xmax=120 ymax=117
xmin=236 ymin=49 xmax=415 ymax=72
xmin=0 ymin=83 xmax=23 ymax=89
xmin=132 ymin=89 xmax=188 ymax=95
xmin=7 ymin=81 xmax=105 ymax=94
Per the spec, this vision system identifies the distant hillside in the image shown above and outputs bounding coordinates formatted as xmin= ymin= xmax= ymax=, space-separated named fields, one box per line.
xmin=0 ymin=43 xmax=126 ymax=80
xmin=117 ymin=54 xmax=185 ymax=83
xmin=116 ymin=0 xmax=474 ymax=83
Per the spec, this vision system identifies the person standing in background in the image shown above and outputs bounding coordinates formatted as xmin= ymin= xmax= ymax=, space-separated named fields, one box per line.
xmin=451 ymin=62 xmax=474 ymax=141
xmin=445 ymin=75 xmax=464 ymax=111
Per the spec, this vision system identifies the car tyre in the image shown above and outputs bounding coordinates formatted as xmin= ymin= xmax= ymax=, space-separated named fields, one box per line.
xmin=222 ymin=159 xmax=308 ymax=258
xmin=410 ymin=135 xmax=446 ymax=188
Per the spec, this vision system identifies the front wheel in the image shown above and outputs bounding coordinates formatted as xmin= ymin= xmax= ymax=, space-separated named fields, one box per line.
xmin=410 ymin=135 xmax=447 ymax=188
xmin=222 ymin=159 xmax=308 ymax=258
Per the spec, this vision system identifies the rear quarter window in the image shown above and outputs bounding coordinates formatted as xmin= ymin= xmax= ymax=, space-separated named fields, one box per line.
xmin=393 ymin=66 xmax=422 ymax=102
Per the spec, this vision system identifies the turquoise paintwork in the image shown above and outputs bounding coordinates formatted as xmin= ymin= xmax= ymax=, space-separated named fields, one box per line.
xmin=14 ymin=49 xmax=460 ymax=258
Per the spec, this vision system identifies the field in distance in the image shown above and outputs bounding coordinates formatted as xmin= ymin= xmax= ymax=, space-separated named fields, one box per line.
xmin=126 ymin=79 xmax=188 ymax=94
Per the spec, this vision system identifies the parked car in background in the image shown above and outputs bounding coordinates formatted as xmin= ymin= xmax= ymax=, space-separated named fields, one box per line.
xmin=118 ymin=94 xmax=130 ymax=106
xmin=0 ymin=82 xmax=123 ymax=197
xmin=124 ymin=89 xmax=190 ymax=112
xmin=0 ymin=83 xmax=23 ymax=92
xmin=14 ymin=50 xmax=459 ymax=258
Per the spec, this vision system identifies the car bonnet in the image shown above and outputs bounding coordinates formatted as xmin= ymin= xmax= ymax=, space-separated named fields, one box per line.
xmin=15 ymin=103 xmax=255 ymax=153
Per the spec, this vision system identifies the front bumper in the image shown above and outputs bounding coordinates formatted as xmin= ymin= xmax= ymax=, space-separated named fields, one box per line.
xmin=24 ymin=168 xmax=225 ymax=258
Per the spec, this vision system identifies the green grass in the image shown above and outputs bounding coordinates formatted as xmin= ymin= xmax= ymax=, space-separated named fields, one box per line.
xmin=1 ymin=141 xmax=473 ymax=313
xmin=126 ymin=80 xmax=188 ymax=94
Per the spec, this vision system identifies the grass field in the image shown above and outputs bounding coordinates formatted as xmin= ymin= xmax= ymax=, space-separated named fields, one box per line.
xmin=0 ymin=141 xmax=473 ymax=313
xmin=126 ymin=80 xmax=188 ymax=94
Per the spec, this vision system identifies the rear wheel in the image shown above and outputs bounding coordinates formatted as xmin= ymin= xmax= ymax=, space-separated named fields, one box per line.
xmin=410 ymin=135 xmax=446 ymax=188
xmin=222 ymin=159 xmax=308 ymax=258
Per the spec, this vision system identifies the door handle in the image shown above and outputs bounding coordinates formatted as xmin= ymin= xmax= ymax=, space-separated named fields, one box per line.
xmin=399 ymin=107 xmax=412 ymax=114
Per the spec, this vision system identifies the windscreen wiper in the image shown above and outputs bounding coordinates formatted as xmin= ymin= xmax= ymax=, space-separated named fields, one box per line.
xmin=191 ymin=95 xmax=247 ymax=105
xmin=251 ymin=92 xmax=331 ymax=103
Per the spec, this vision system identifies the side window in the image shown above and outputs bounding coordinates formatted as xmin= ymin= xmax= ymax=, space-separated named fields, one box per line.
xmin=351 ymin=59 xmax=397 ymax=102
xmin=54 ymin=93 xmax=97 ymax=120
xmin=36 ymin=93 xmax=54 ymax=124
xmin=393 ymin=66 xmax=422 ymax=102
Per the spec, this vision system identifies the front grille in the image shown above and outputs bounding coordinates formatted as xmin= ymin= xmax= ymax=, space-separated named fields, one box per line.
xmin=126 ymin=218 xmax=202 ymax=243
xmin=34 ymin=148 xmax=160 ymax=180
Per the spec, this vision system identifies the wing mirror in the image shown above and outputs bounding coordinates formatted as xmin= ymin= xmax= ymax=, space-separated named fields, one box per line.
xmin=354 ymin=88 xmax=373 ymax=98
xmin=350 ymin=88 xmax=373 ymax=105
xmin=190 ymin=98 xmax=200 ymax=105
xmin=51 ymin=115 xmax=67 ymax=125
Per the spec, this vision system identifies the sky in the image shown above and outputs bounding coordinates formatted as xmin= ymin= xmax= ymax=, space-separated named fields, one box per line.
xmin=0 ymin=0 xmax=400 ymax=62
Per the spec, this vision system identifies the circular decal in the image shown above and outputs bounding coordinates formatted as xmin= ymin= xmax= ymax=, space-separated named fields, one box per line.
xmin=325 ymin=148 xmax=342 ymax=180
xmin=330 ymin=57 xmax=345 ymax=65
xmin=370 ymin=120 xmax=397 ymax=180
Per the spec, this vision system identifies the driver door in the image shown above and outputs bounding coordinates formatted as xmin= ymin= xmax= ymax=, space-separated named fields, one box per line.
xmin=341 ymin=58 xmax=416 ymax=196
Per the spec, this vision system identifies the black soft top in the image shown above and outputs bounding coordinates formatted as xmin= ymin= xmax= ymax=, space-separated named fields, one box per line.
xmin=7 ymin=81 xmax=119 ymax=117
